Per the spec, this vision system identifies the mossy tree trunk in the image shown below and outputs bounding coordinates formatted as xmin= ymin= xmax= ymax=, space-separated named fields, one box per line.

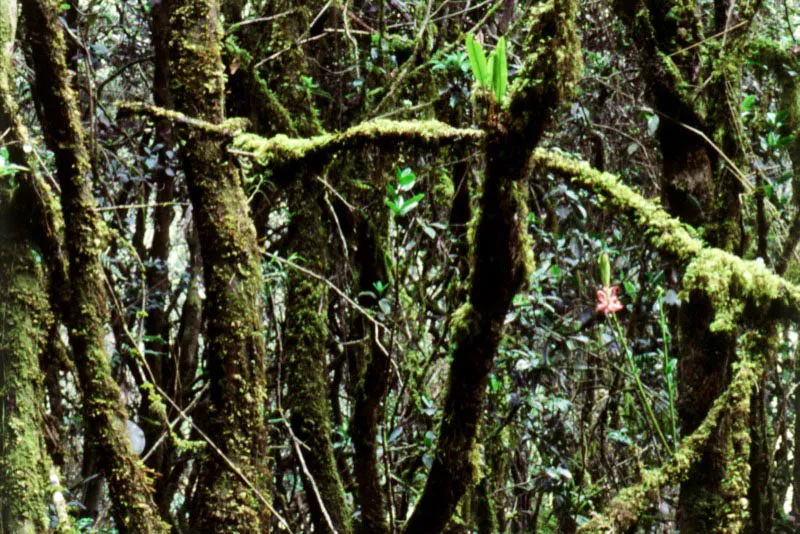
xmin=284 ymin=179 xmax=352 ymax=533
xmin=612 ymin=1 xmax=764 ymax=530
xmin=167 ymin=1 xmax=271 ymax=530
xmin=0 ymin=243 xmax=51 ymax=534
xmin=0 ymin=5 xmax=53 ymax=528
xmin=20 ymin=1 xmax=166 ymax=531
xmin=402 ymin=1 xmax=582 ymax=532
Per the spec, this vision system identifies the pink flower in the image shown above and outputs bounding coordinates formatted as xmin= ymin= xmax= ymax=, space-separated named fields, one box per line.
xmin=596 ymin=286 xmax=624 ymax=314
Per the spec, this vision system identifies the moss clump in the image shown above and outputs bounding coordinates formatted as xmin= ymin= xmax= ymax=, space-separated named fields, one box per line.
xmin=682 ymin=251 xmax=783 ymax=332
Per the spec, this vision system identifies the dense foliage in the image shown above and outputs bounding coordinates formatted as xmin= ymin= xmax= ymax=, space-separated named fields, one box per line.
xmin=1 ymin=0 xmax=800 ymax=533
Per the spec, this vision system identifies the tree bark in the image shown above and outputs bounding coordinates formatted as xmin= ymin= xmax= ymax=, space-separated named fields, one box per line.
xmin=167 ymin=1 xmax=272 ymax=530
xmin=350 ymin=196 xmax=392 ymax=534
xmin=20 ymin=1 xmax=166 ymax=531
xmin=284 ymin=180 xmax=352 ymax=534
xmin=402 ymin=2 xmax=581 ymax=531
xmin=0 ymin=5 xmax=53 ymax=528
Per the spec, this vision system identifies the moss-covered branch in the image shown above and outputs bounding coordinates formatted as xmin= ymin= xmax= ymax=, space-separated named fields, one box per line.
xmin=578 ymin=352 xmax=759 ymax=533
xmin=118 ymin=100 xmax=482 ymax=172
xmin=534 ymin=149 xmax=800 ymax=328
xmin=233 ymin=119 xmax=484 ymax=168
xmin=117 ymin=100 xmax=249 ymax=136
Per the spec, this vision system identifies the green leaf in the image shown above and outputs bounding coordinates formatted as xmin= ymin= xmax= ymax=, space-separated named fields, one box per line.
xmin=397 ymin=167 xmax=416 ymax=189
xmin=387 ymin=427 xmax=403 ymax=443
xmin=466 ymin=34 xmax=489 ymax=87
xmin=399 ymin=193 xmax=425 ymax=216
xmin=491 ymin=36 xmax=508 ymax=100
xmin=741 ymin=94 xmax=756 ymax=112
xmin=487 ymin=53 xmax=495 ymax=88
xmin=384 ymin=197 xmax=402 ymax=215
xmin=647 ymin=114 xmax=659 ymax=136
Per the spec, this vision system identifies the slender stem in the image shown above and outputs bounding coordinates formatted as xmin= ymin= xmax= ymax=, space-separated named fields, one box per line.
xmin=609 ymin=314 xmax=671 ymax=453
xmin=658 ymin=292 xmax=679 ymax=450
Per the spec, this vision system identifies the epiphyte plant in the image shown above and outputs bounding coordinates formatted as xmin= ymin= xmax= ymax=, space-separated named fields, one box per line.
xmin=465 ymin=34 xmax=508 ymax=102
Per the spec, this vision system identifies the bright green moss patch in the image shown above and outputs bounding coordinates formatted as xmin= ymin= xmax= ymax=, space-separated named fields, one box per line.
xmin=683 ymin=250 xmax=787 ymax=332
xmin=233 ymin=119 xmax=484 ymax=167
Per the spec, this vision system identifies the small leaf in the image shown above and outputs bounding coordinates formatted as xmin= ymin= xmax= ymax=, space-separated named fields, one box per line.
xmin=387 ymin=427 xmax=403 ymax=443
xmin=741 ymin=94 xmax=756 ymax=112
xmin=662 ymin=290 xmax=681 ymax=306
xmin=424 ymin=430 xmax=437 ymax=447
xmin=647 ymin=114 xmax=659 ymax=136
xmin=422 ymin=453 xmax=433 ymax=469
xmin=384 ymin=197 xmax=402 ymax=215
xmin=420 ymin=222 xmax=436 ymax=239
xmin=487 ymin=53 xmax=495 ymax=91
xmin=399 ymin=193 xmax=425 ymax=216
xmin=397 ymin=167 xmax=416 ymax=190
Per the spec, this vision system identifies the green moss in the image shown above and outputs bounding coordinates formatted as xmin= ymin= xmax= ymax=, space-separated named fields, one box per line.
xmin=682 ymin=251 xmax=783 ymax=332
xmin=0 ymin=0 xmax=16 ymax=54
xmin=233 ymin=119 xmax=484 ymax=168
xmin=0 ymin=244 xmax=52 ymax=533
xmin=449 ymin=302 xmax=480 ymax=345
xmin=432 ymin=166 xmax=456 ymax=208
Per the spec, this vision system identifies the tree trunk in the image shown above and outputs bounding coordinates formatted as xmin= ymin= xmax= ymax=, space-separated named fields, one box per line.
xmin=167 ymin=1 xmax=272 ymax=530
xmin=0 ymin=6 xmax=52 ymax=525
xmin=284 ymin=180 xmax=352 ymax=533
xmin=402 ymin=2 xmax=581 ymax=531
xmin=20 ymin=1 xmax=166 ymax=531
